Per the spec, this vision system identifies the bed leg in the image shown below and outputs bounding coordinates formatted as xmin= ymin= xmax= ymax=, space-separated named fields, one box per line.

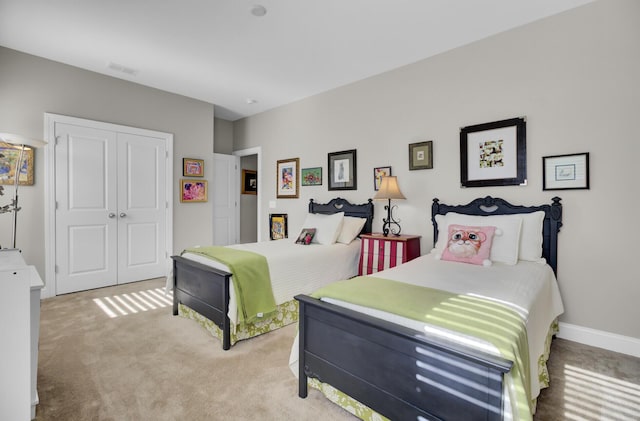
xmin=298 ymin=298 xmax=308 ymax=398
xmin=222 ymin=319 xmax=231 ymax=351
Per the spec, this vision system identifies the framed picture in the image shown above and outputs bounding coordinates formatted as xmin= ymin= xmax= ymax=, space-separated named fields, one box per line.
xmin=373 ymin=166 xmax=392 ymax=190
xmin=301 ymin=167 xmax=322 ymax=186
xmin=328 ymin=149 xmax=357 ymax=190
xmin=0 ymin=145 xmax=34 ymax=185
xmin=269 ymin=213 xmax=288 ymax=240
xmin=460 ymin=117 xmax=526 ymax=188
xmin=276 ymin=158 xmax=299 ymax=198
xmin=183 ymin=158 xmax=204 ymax=177
xmin=408 ymin=141 xmax=433 ymax=170
xmin=180 ymin=179 xmax=208 ymax=202
xmin=242 ymin=169 xmax=257 ymax=194
xmin=543 ymin=152 xmax=590 ymax=190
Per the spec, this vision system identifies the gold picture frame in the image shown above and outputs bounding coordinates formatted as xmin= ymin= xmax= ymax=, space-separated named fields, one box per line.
xmin=0 ymin=145 xmax=34 ymax=185
xmin=180 ymin=179 xmax=208 ymax=202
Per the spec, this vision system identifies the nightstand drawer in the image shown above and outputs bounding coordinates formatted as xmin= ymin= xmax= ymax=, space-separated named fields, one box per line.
xmin=359 ymin=234 xmax=421 ymax=276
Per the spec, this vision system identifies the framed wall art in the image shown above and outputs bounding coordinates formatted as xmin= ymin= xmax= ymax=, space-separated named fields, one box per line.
xmin=269 ymin=213 xmax=288 ymax=240
xmin=543 ymin=152 xmax=590 ymax=190
xmin=301 ymin=167 xmax=322 ymax=186
xmin=242 ymin=169 xmax=257 ymax=194
xmin=0 ymin=145 xmax=34 ymax=185
xmin=183 ymin=158 xmax=204 ymax=177
xmin=328 ymin=149 xmax=357 ymax=191
xmin=408 ymin=141 xmax=433 ymax=170
xmin=180 ymin=179 xmax=208 ymax=202
xmin=460 ymin=117 xmax=526 ymax=188
xmin=373 ymin=166 xmax=392 ymax=190
xmin=276 ymin=158 xmax=299 ymax=198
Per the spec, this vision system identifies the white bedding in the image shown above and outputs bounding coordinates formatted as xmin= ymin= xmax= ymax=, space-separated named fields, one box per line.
xmin=171 ymin=239 xmax=361 ymax=327
xmin=289 ymin=253 xmax=564 ymax=418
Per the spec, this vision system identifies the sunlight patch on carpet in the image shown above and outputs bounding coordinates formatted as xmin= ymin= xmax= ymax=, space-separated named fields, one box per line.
xmin=93 ymin=288 xmax=173 ymax=318
xmin=563 ymin=364 xmax=640 ymax=421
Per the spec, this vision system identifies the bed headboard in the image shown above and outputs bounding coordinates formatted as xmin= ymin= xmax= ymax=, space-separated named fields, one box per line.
xmin=309 ymin=198 xmax=375 ymax=235
xmin=431 ymin=196 xmax=563 ymax=274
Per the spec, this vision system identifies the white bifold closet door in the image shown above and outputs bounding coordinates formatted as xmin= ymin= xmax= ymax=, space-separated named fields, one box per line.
xmin=54 ymin=122 xmax=167 ymax=295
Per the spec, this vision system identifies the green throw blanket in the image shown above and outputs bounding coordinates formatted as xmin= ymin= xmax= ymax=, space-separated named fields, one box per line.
xmin=311 ymin=276 xmax=533 ymax=420
xmin=184 ymin=246 xmax=276 ymax=323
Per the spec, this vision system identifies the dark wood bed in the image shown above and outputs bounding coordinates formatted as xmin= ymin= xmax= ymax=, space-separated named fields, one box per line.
xmin=171 ymin=197 xmax=374 ymax=350
xmin=295 ymin=196 xmax=562 ymax=420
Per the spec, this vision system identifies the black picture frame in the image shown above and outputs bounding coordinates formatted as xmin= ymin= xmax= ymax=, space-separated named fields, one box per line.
xmin=328 ymin=149 xmax=357 ymax=190
xmin=460 ymin=117 xmax=526 ymax=188
xmin=408 ymin=141 xmax=433 ymax=170
xmin=543 ymin=152 xmax=590 ymax=190
xmin=269 ymin=213 xmax=288 ymax=240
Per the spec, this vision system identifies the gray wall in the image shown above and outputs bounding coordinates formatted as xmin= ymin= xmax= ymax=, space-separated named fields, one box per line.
xmin=240 ymin=155 xmax=258 ymax=243
xmin=0 ymin=46 xmax=216 ymax=280
xmin=234 ymin=0 xmax=640 ymax=340
xmin=214 ymin=117 xmax=234 ymax=154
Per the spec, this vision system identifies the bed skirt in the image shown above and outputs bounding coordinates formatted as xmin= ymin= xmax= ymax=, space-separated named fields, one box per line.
xmin=307 ymin=318 xmax=560 ymax=420
xmin=178 ymin=300 xmax=299 ymax=347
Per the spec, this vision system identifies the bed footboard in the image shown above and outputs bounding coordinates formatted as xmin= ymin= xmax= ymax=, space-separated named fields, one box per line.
xmin=296 ymin=294 xmax=513 ymax=420
xmin=172 ymin=256 xmax=233 ymax=350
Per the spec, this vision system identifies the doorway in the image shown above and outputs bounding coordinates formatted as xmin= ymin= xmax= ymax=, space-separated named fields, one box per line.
xmin=234 ymin=147 xmax=262 ymax=243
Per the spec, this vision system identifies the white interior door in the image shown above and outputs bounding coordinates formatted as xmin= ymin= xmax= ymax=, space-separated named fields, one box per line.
xmin=213 ymin=153 xmax=239 ymax=245
xmin=55 ymin=123 xmax=118 ymax=294
xmin=117 ymin=132 xmax=167 ymax=284
xmin=54 ymin=121 xmax=168 ymax=294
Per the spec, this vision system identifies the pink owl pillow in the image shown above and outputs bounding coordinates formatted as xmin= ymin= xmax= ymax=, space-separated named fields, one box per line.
xmin=440 ymin=224 xmax=496 ymax=267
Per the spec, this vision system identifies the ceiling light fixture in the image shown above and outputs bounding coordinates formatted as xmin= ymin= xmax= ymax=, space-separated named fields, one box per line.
xmin=250 ymin=5 xmax=267 ymax=17
xmin=246 ymin=98 xmax=257 ymax=104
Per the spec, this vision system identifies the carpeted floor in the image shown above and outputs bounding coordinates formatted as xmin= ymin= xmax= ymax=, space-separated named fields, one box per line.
xmin=35 ymin=278 xmax=640 ymax=420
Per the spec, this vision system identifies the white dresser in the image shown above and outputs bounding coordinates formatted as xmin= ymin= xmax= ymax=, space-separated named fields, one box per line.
xmin=0 ymin=249 xmax=44 ymax=420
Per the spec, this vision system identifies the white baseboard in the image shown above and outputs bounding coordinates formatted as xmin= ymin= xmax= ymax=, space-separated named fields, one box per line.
xmin=558 ymin=322 xmax=640 ymax=359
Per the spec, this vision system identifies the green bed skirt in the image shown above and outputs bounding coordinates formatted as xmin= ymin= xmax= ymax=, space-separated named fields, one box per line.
xmin=178 ymin=300 xmax=299 ymax=347
xmin=308 ymin=318 xmax=560 ymax=420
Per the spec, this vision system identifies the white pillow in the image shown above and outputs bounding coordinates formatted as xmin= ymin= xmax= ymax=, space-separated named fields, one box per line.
xmin=301 ymin=212 xmax=344 ymax=245
xmin=433 ymin=212 xmax=523 ymax=265
xmin=336 ymin=216 xmax=367 ymax=244
xmin=519 ymin=211 xmax=545 ymax=262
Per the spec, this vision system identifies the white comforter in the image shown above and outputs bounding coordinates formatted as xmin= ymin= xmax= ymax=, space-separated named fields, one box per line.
xmin=289 ymin=253 xmax=564 ymax=417
xmin=171 ymin=239 xmax=362 ymax=326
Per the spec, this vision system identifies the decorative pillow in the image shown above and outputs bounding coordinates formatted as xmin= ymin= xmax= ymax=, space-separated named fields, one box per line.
xmin=301 ymin=212 xmax=344 ymax=245
xmin=440 ymin=224 xmax=496 ymax=266
xmin=336 ymin=216 xmax=367 ymax=244
xmin=295 ymin=228 xmax=316 ymax=245
xmin=519 ymin=211 xmax=545 ymax=262
xmin=433 ymin=212 xmax=522 ymax=265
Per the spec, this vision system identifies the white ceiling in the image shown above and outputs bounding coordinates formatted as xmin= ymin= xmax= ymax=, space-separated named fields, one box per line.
xmin=0 ymin=0 xmax=592 ymax=121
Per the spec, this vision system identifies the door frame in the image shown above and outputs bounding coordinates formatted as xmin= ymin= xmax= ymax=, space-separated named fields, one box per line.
xmin=233 ymin=146 xmax=262 ymax=242
xmin=43 ymin=113 xmax=174 ymax=298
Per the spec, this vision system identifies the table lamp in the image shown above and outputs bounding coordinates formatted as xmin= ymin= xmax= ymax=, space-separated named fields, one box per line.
xmin=373 ymin=176 xmax=406 ymax=236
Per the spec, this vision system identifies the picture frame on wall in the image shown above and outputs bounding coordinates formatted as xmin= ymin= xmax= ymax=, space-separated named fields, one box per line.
xmin=328 ymin=149 xmax=357 ymax=191
xmin=242 ymin=169 xmax=257 ymax=194
xmin=276 ymin=158 xmax=299 ymax=198
xmin=180 ymin=179 xmax=207 ymax=202
xmin=408 ymin=141 xmax=433 ymax=170
xmin=460 ymin=117 xmax=526 ymax=188
xmin=373 ymin=166 xmax=392 ymax=190
xmin=543 ymin=152 xmax=590 ymax=190
xmin=269 ymin=213 xmax=288 ymax=240
xmin=183 ymin=158 xmax=204 ymax=177
xmin=0 ymin=144 xmax=34 ymax=185
xmin=301 ymin=167 xmax=322 ymax=186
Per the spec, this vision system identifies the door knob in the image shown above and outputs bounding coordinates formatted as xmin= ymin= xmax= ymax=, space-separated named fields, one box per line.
xmin=119 ymin=212 xmax=127 ymax=218
xmin=108 ymin=212 xmax=116 ymax=218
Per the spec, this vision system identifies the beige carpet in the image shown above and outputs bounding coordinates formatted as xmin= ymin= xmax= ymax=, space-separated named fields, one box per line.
xmin=36 ymin=278 xmax=640 ymax=420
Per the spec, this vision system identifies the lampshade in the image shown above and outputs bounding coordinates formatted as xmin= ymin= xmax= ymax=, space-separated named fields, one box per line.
xmin=373 ymin=176 xmax=406 ymax=200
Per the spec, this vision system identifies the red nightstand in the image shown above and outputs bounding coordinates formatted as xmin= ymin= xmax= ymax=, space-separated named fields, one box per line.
xmin=358 ymin=233 xmax=421 ymax=276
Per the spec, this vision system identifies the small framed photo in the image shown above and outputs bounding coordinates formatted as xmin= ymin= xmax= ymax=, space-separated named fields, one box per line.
xmin=180 ymin=179 xmax=208 ymax=202
xmin=276 ymin=158 xmax=299 ymax=198
xmin=408 ymin=141 xmax=433 ymax=171
xmin=183 ymin=158 xmax=204 ymax=177
xmin=242 ymin=169 xmax=257 ymax=195
xmin=373 ymin=166 xmax=392 ymax=190
xmin=328 ymin=149 xmax=357 ymax=190
xmin=301 ymin=167 xmax=322 ymax=186
xmin=460 ymin=117 xmax=526 ymax=187
xmin=269 ymin=213 xmax=288 ymax=240
xmin=0 ymin=144 xmax=34 ymax=185
xmin=543 ymin=152 xmax=590 ymax=190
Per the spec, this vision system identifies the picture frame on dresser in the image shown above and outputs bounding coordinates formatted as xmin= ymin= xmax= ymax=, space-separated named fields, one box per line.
xmin=460 ymin=117 xmax=526 ymax=187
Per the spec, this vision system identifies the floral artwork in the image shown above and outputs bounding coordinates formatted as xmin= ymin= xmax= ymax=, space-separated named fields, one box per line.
xmin=180 ymin=179 xmax=207 ymax=202
xmin=276 ymin=158 xmax=299 ymax=198
xmin=301 ymin=167 xmax=322 ymax=186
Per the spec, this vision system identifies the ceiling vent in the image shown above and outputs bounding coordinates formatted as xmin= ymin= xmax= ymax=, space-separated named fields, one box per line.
xmin=108 ymin=62 xmax=139 ymax=76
